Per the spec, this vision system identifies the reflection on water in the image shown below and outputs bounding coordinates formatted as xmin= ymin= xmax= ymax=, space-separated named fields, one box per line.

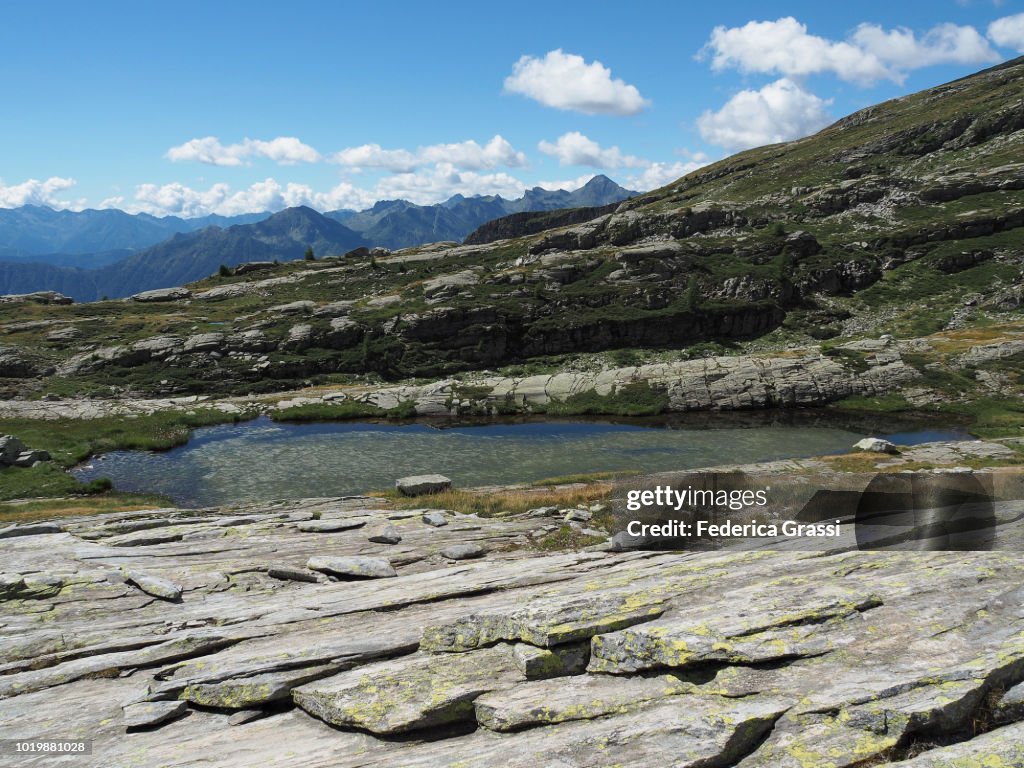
xmin=72 ymin=416 xmax=966 ymax=507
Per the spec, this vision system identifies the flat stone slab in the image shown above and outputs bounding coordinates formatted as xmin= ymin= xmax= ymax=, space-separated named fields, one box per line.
xmin=475 ymin=674 xmax=694 ymax=732
xmin=267 ymin=566 xmax=321 ymax=583
xmin=421 ymin=590 xmax=671 ymax=651
xmin=306 ymin=556 xmax=396 ymax=579
xmin=183 ymin=664 xmax=340 ymax=709
xmin=367 ymin=524 xmax=402 ymax=544
xmin=227 ymin=709 xmax=267 ymax=726
xmin=589 ymin=590 xmax=882 ymax=673
xmin=740 ymin=677 xmax=989 ymax=768
xmin=396 ymin=474 xmax=452 ymax=496
xmin=123 ymin=700 xmax=188 ymax=729
xmin=0 ymin=634 xmax=237 ymax=699
xmin=296 ymin=519 xmax=366 ymax=533
xmin=0 ymin=522 xmax=61 ymax=539
xmin=422 ymin=511 xmax=448 ymax=527
xmin=130 ymin=287 xmax=191 ymax=302
xmin=293 ymin=645 xmax=525 ymax=734
xmin=123 ymin=569 xmax=183 ymax=601
xmin=440 ymin=543 xmax=486 ymax=561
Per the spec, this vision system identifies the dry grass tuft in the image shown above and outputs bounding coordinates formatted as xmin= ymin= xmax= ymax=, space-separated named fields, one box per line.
xmin=371 ymin=483 xmax=612 ymax=518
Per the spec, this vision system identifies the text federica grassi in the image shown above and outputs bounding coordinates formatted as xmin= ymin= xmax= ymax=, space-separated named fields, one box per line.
xmin=625 ymin=520 xmax=842 ymax=538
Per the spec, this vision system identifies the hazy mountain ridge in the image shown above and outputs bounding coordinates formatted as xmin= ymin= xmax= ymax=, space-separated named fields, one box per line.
xmin=0 ymin=176 xmax=636 ymax=299
xmin=324 ymin=175 xmax=637 ymax=249
xmin=0 ymin=206 xmax=269 ymax=261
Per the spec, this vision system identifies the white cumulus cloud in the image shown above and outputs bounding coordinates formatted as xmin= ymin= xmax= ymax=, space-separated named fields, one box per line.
xmin=330 ymin=144 xmax=421 ymax=172
xmin=333 ymin=135 xmax=527 ymax=173
xmin=374 ymin=164 xmax=528 ymax=205
xmin=124 ymin=179 xmax=376 ymax=217
xmin=989 ymin=12 xmax=1024 ymax=52
xmin=0 ymin=176 xmax=82 ymax=209
xmin=697 ymin=78 xmax=833 ymax=151
xmin=504 ymin=49 xmax=650 ymax=115
xmin=852 ymin=22 xmax=998 ymax=70
xmin=537 ymin=132 xmax=647 ymax=169
xmin=165 ymin=136 xmax=322 ymax=166
xmin=418 ymin=136 xmax=528 ymax=170
xmin=702 ymin=17 xmax=999 ymax=85
xmin=626 ymin=159 xmax=712 ymax=192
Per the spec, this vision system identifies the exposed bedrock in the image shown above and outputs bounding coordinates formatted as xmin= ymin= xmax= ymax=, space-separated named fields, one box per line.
xmin=0 ymin=494 xmax=1023 ymax=766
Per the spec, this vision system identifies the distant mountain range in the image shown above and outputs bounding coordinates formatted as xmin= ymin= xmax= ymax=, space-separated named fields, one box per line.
xmin=326 ymin=175 xmax=638 ymax=249
xmin=0 ymin=175 xmax=636 ymax=300
xmin=0 ymin=206 xmax=267 ymax=267
xmin=0 ymin=207 xmax=367 ymax=301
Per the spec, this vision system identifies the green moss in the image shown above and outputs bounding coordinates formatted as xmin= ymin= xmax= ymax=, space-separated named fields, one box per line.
xmin=270 ymin=399 xmax=416 ymax=422
xmin=532 ymin=523 xmax=606 ymax=551
xmin=822 ymin=347 xmax=871 ymax=374
xmin=952 ymin=397 xmax=1024 ymax=439
xmin=0 ymin=463 xmax=111 ymax=501
xmin=0 ymin=408 xmax=248 ymax=467
xmin=542 ymin=382 xmax=670 ymax=417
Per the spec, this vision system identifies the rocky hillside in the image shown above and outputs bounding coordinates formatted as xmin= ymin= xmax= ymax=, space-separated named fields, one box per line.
xmin=0 ymin=58 xmax=1021 ymax=411
xmin=463 ymin=202 xmax=621 ymax=245
xmin=1 ymin=472 xmax=1023 ymax=766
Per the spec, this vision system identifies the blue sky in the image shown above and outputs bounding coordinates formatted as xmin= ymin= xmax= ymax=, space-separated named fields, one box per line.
xmin=2 ymin=0 xmax=1022 ymax=216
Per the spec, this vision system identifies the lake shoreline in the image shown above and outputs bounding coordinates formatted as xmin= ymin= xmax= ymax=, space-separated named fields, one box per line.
xmin=69 ymin=414 xmax=971 ymax=508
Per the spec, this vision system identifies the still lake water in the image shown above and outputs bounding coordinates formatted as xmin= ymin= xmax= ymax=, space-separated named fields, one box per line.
xmin=72 ymin=415 xmax=966 ymax=507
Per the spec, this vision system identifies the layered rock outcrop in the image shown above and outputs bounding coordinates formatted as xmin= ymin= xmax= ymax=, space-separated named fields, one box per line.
xmin=1 ymin=488 xmax=1023 ymax=766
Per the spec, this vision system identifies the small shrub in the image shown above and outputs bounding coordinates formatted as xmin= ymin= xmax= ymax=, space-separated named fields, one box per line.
xmin=75 ymin=477 xmax=113 ymax=495
xmin=609 ymin=348 xmax=643 ymax=367
xmin=685 ymin=276 xmax=700 ymax=311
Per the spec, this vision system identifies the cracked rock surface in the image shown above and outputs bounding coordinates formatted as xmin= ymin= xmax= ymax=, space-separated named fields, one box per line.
xmin=1 ymin=495 xmax=1023 ymax=766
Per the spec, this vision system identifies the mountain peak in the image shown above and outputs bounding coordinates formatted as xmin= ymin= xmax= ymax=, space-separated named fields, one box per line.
xmin=265 ymin=205 xmax=320 ymax=222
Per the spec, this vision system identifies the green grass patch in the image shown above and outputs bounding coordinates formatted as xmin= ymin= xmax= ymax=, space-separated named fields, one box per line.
xmin=822 ymin=347 xmax=871 ymax=373
xmin=901 ymin=353 xmax=980 ymax=392
xmin=542 ymin=382 xmax=670 ymax=417
xmin=530 ymin=470 xmax=640 ymax=486
xmin=270 ymin=399 xmax=417 ymax=422
xmin=952 ymin=397 xmax=1024 ymax=439
xmin=831 ymin=393 xmax=915 ymax=413
xmin=0 ymin=408 xmax=249 ymax=467
xmin=372 ymin=483 xmax=611 ymax=519
xmin=0 ymin=492 xmax=171 ymax=523
xmin=530 ymin=523 xmax=607 ymax=552
xmin=0 ymin=463 xmax=111 ymax=501
xmin=451 ymin=384 xmax=494 ymax=400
